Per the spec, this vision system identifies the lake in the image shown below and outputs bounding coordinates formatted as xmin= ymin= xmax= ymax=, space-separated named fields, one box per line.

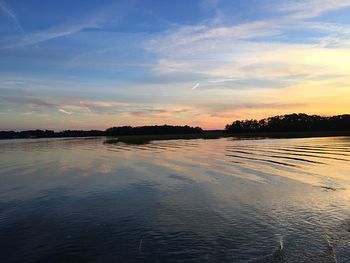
xmin=0 ymin=136 xmax=349 ymax=262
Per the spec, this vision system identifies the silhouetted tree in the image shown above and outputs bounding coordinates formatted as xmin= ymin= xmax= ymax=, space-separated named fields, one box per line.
xmin=225 ymin=113 xmax=350 ymax=133
xmin=0 ymin=125 xmax=203 ymax=139
xmin=105 ymin=125 xmax=203 ymax=136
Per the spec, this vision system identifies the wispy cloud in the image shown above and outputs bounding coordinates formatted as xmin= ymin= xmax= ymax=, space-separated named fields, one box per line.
xmin=123 ymin=107 xmax=191 ymax=119
xmin=0 ymin=94 xmax=57 ymax=108
xmin=145 ymin=0 xmax=350 ymax=92
xmin=0 ymin=0 xmax=24 ymax=32
xmin=58 ymin=108 xmax=72 ymax=115
xmin=6 ymin=21 xmax=99 ymax=49
xmin=0 ymin=94 xmax=131 ymax=114
xmin=278 ymin=0 xmax=350 ymax=19
xmin=200 ymin=0 xmax=220 ymax=11
xmin=146 ymin=20 xmax=281 ymax=55
xmin=2 ymin=3 xmax=120 ymax=49
xmin=191 ymin=83 xmax=200 ymax=90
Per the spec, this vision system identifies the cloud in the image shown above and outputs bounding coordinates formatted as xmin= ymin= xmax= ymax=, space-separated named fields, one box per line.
xmin=6 ymin=22 xmax=99 ymax=49
xmin=146 ymin=20 xmax=281 ymax=56
xmin=0 ymin=94 xmax=57 ymax=108
xmin=278 ymin=0 xmax=350 ymax=19
xmin=126 ymin=109 xmax=168 ymax=118
xmin=191 ymin=83 xmax=200 ymax=90
xmin=145 ymin=20 xmax=287 ymax=79
xmin=124 ymin=107 xmax=191 ymax=119
xmin=1 ymin=3 xmax=120 ymax=49
xmin=0 ymin=0 xmax=24 ymax=32
xmin=205 ymin=102 xmax=307 ymax=113
xmin=0 ymin=93 xmax=131 ymax=115
xmin=143 ymin=0 xmax=350 ymax=94
xmin=80 ymin=101 xmax=129 ymax=108
xmin=58 ymin=108 xmax=72 ymax=115
xmin=200 ymin=0 xmax=220 ymax=11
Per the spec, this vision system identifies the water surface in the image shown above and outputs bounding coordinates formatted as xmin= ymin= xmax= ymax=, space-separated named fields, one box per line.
xmin=0 ymin=136 xmax=350 ymax=262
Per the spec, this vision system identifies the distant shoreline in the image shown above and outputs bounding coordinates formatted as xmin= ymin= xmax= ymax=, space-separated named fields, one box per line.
xmin=2 ymin=130 xmax=348 ymax=143
xmin=2 ymin=113 xmax=349 ymax=142
xmin=105 ymin=131 xmax=350 ymax=144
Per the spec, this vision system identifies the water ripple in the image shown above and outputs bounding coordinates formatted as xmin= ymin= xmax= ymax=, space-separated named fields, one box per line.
xmin=0 ymin=136 xmax=350 ymax=262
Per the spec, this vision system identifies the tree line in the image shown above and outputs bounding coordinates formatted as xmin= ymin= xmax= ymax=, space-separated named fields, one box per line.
xmin=105 ymin=125 xmax=203 ymax=136
xmin=0 ymin=125 xmax=203 ymax=139
xmin=225 ymin=113 xmax=350 ymax=133
xmin=1 ymin=114 xmax=349 ymax=139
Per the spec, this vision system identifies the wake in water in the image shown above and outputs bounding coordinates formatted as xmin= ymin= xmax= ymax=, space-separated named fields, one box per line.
xmin=252 ymin=237 xmax=285 ymax=263
xmin=252 ymin=218 xmax=350 ymax=263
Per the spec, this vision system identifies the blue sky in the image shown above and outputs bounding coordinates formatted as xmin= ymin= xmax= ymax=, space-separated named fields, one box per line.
xmin=1 ymin=0 xmax=350 ymax=130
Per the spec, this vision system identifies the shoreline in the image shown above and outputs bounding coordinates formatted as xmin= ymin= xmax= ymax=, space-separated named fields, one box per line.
xmin=1 ymin=130 xmax=349 ymax=143
xmin=106 ymin=130 xmax=350 ymax=144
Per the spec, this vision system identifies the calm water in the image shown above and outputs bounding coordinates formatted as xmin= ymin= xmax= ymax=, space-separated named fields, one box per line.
xmin=0 ymin=136 xmax=350 ymax=262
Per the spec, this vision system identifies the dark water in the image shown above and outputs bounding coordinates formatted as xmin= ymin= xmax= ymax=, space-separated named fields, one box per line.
xmin=0 ymin=136 xmax=350 ymax=262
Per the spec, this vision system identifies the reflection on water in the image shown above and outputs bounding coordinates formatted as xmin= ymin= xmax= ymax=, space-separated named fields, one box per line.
xmin=0 ymin=136 xmax=350 ymax=262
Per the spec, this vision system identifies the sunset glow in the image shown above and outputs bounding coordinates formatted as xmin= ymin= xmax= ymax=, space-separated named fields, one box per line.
xmin=1 ymin=0 xmax=350 ymax=130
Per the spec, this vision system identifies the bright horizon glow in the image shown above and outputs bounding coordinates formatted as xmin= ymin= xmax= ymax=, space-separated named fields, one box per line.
xmin=1 ymin=0 xmax=350 ymax=130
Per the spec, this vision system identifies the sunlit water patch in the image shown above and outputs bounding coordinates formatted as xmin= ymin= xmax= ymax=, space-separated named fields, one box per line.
xmin=0 ymin=136 xmax=349 ymax=262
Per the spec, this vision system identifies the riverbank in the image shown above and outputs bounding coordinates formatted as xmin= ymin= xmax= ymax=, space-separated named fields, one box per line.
xmin=2 ymin=130 xmax=349 ymax=143
xmin=105 ymin=130 xmax=350 ymax=144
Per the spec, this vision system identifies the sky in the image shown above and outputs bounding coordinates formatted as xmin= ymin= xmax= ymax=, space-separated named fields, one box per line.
xmin=0 ymin=0 xmax=350 ymax=130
